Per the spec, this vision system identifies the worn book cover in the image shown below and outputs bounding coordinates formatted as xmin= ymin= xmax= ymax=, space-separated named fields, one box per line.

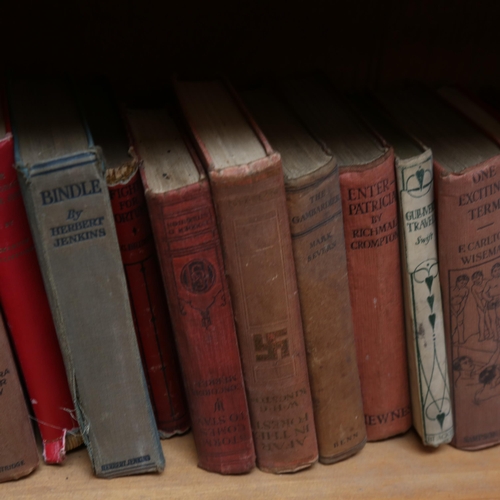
xmin=128 ymin=107 xmax=256 ymax=474
xmin=0 ymin=311 xmax=39 ymax=483
xmin=0 ymin=88 xmax=80 ymax=463
xmin=242 ymin=88 xmax=366 ymax=463
xmin=78 ymin=83 xmax=190 ymax=438
xmin=10 ymin=78 xmax=164 ymax=477
xmin=350 ymin=96 xmax=453 ymax=446
xmin=376 ymin=87 xmax=500 ymax=449
xmin=280 ymin=78 xmax=411 ymax=441
xmin=175 ymin=79 xmax=318 ymax=473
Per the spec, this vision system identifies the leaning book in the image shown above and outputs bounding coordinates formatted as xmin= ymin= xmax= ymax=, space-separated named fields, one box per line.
xmin=351 ymin=96 xmax=453 ymax=446
xmin=376 ymin=87 xmax=500 ymax=450
xmin=10 ymin=78 xmax=164 ymax=477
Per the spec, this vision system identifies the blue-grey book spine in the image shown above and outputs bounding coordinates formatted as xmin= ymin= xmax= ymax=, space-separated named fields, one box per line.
xmin=15 ymin=148 xmax=165 ymax=478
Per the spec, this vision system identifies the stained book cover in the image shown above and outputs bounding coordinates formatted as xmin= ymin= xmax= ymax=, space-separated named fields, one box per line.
xmin=127 ymin=107 xmax=255 ymax=474
xmin=0 ymin=89 xmax=80 ymax=463
xmin=175 ymin=80 xmax=318 ymax=473
xmin=78 ymin=83 xmax=190 ymax=438
xmin=241 ymin=88 xmax=366 ymax=463
xmin=375 ymin=87 xmax=500 ymax=450
xmin=10 ymin=78 xmax=164 ymax=477
xmin=279 ymin=79 xmax=411 ymax=441
xmin=396 ymin=151 xmax=453 ymax=445
xmin=350 ymin=96 xmax=453 ymax=446
xmin=0 ymin=311 xmax=39 ymax=483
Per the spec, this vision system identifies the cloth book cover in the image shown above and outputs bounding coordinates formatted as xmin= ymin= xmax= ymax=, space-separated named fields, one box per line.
xmin=175 ymin=79 xmax=319 ymax=473
xmin=10 ymin=78 xmax=164 ymax=477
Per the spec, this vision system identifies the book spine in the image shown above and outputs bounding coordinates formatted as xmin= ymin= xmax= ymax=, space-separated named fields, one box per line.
xmin=340 ymin=153 xmax=411 ymax=441
xmin=436 ymin=158 xmax=500 ymax=450
xmin=16 ymin=151 xmax=164 ymax=477
xmin=0 ymin=311 xmax=39 ymax=483
xmin=108 ymin=167 xmax=190 ymax=438
xmin=285 ymin=160 xmax=366 ymax=463
xmin=0 ymin=133 xmax=79 ymax=464
xmin=396 ymin=152 xmax=453 ymax=446
xmin=209 ymin=157 xmax=318 ymax=473
xmin=145 ymin=178 xmax=255 ymax=474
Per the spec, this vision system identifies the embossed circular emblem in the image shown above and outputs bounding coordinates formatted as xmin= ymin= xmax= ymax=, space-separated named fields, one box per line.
xmin=181 ymin=259 xmax=216 ymax=294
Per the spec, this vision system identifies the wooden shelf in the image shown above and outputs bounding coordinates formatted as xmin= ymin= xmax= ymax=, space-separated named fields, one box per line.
xmin=3 ymin=430 xmax=500 ymax=499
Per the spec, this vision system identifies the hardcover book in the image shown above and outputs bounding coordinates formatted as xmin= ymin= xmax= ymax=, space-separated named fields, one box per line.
xmin=0 ymin=311 xmax=39 ymax=483
xmin=350 ymin=96 xmax=453 ymax=446
xmin=242 ymin=88 xmax=367 ymax=462
xmin=175 ymin=80 xmax=319 ymax=473
xmin=0 ymin=87 xmax=80 ymax=463
xmin=10 ymin=78 xmax=164 ymax=477
xmin=127 ymin=107 xmax=255 ymax=474
xmin=376 ymin=87 xmax=500 ymax=449
xmin=280 ymin=78 xmax=411 ymax=441
xmin=77 ymin=83 xmax=190 ymax=438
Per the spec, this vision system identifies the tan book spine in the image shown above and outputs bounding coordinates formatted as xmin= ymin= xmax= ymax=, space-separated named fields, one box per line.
xmin=208 ymin=158 xmax=319 ymax=472
xmin=0 ymin=313 xmax=39 ymax=483
xmin=285 ymin=159 xmax=367 ymax=462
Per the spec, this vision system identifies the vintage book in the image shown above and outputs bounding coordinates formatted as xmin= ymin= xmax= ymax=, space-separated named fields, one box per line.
xmin=279 ymin=78 xmax=411 ymax=441
xmin=376 ymin=87 xmax=500 ymax=449
xmin=0 ymin=311 xmax=39 ymax=483
xmin=350 ymin=96 xmax=454 ymax=447
xmin=77 ymin=83 xmax=190 ymax=438
xmin=0 ymin=88 xmax=80 ymax=464
xmin=241 ymin=88 xmax=366 ymax=462
xmin=10 ymin=78 xmax=164 ymax=477
xmin=175 ymin=80 xmax=319 ymax=473
xmin=127 ymin=107 xmax=255 ymax=474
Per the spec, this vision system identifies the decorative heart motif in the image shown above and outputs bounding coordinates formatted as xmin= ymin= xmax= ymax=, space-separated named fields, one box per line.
xmin=427 ymin=295 xmax=435 ymax=311
xmin=425 ymin=276 xmax=434 ymax=293
xmin=429 ymin=313 xmax=436 ymax=330
xmin=416 ymin=168 xmax=425 ymax=190
xmin=437 ymin=412 xmax=445 ymax=429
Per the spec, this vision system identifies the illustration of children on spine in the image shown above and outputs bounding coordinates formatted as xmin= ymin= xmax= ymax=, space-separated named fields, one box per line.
xmin=471 ymin=271 xmax=491 ymax=342
xmin=452 ymin=355 xmax=476 ymax=388
xmin=483 ymin=263 xmax=500 ymax=341
xmin=451 ymin=274 xmax=469 ymax=345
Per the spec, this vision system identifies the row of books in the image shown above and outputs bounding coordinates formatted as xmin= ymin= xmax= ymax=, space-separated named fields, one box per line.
xmin=1 ymin=77 xmax=500 ymax=483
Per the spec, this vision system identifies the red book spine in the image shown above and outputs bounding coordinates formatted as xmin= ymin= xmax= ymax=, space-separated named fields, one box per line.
xmin=0 ymin=102 xmax=79 ymax=464
xmin=108 ymin=167 xmax=190 ymax=437
xmin=340 ymin=152 xmax=412 ymax=441
xmin=145 ymin=176 xmax=256 ymax=474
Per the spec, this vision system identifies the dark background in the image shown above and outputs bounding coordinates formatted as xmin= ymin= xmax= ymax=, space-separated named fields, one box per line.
xmin=3 ymin=0 xmax=499 ymax=95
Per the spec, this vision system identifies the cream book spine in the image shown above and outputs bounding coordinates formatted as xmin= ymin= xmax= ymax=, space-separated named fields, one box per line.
xmin=397 ymin=149 xmax=454 ymax=446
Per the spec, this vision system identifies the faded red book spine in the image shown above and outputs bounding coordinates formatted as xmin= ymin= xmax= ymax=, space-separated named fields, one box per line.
xmin=0 ymin=96 xmax=79 ymax=463
xmin=108 ymin=167 xmax=190 ymax=437
xmin=144 ymin=175 xmax=255 ymax=474
xmin=435 ymin=158 xmax=500 ymax=450
xmin=340 ymin=152 xmax=412 ymax=441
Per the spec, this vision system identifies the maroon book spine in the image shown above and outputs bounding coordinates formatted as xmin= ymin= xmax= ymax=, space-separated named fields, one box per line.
xmin=108 ymin=167 xmax=190 ymax=437
xmin=144 ymin=174 xmax=255 ymax=474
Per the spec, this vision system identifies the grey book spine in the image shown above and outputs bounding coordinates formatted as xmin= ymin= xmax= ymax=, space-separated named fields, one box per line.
xmin=16 ymin=149 xmax=164 ymax=478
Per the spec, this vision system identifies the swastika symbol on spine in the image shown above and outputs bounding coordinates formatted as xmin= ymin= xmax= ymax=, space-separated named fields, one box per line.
xmin=253 ymin=330 xmax=290 ymax=361
xmin=180 ymin=259 xmax=216 ymax=294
